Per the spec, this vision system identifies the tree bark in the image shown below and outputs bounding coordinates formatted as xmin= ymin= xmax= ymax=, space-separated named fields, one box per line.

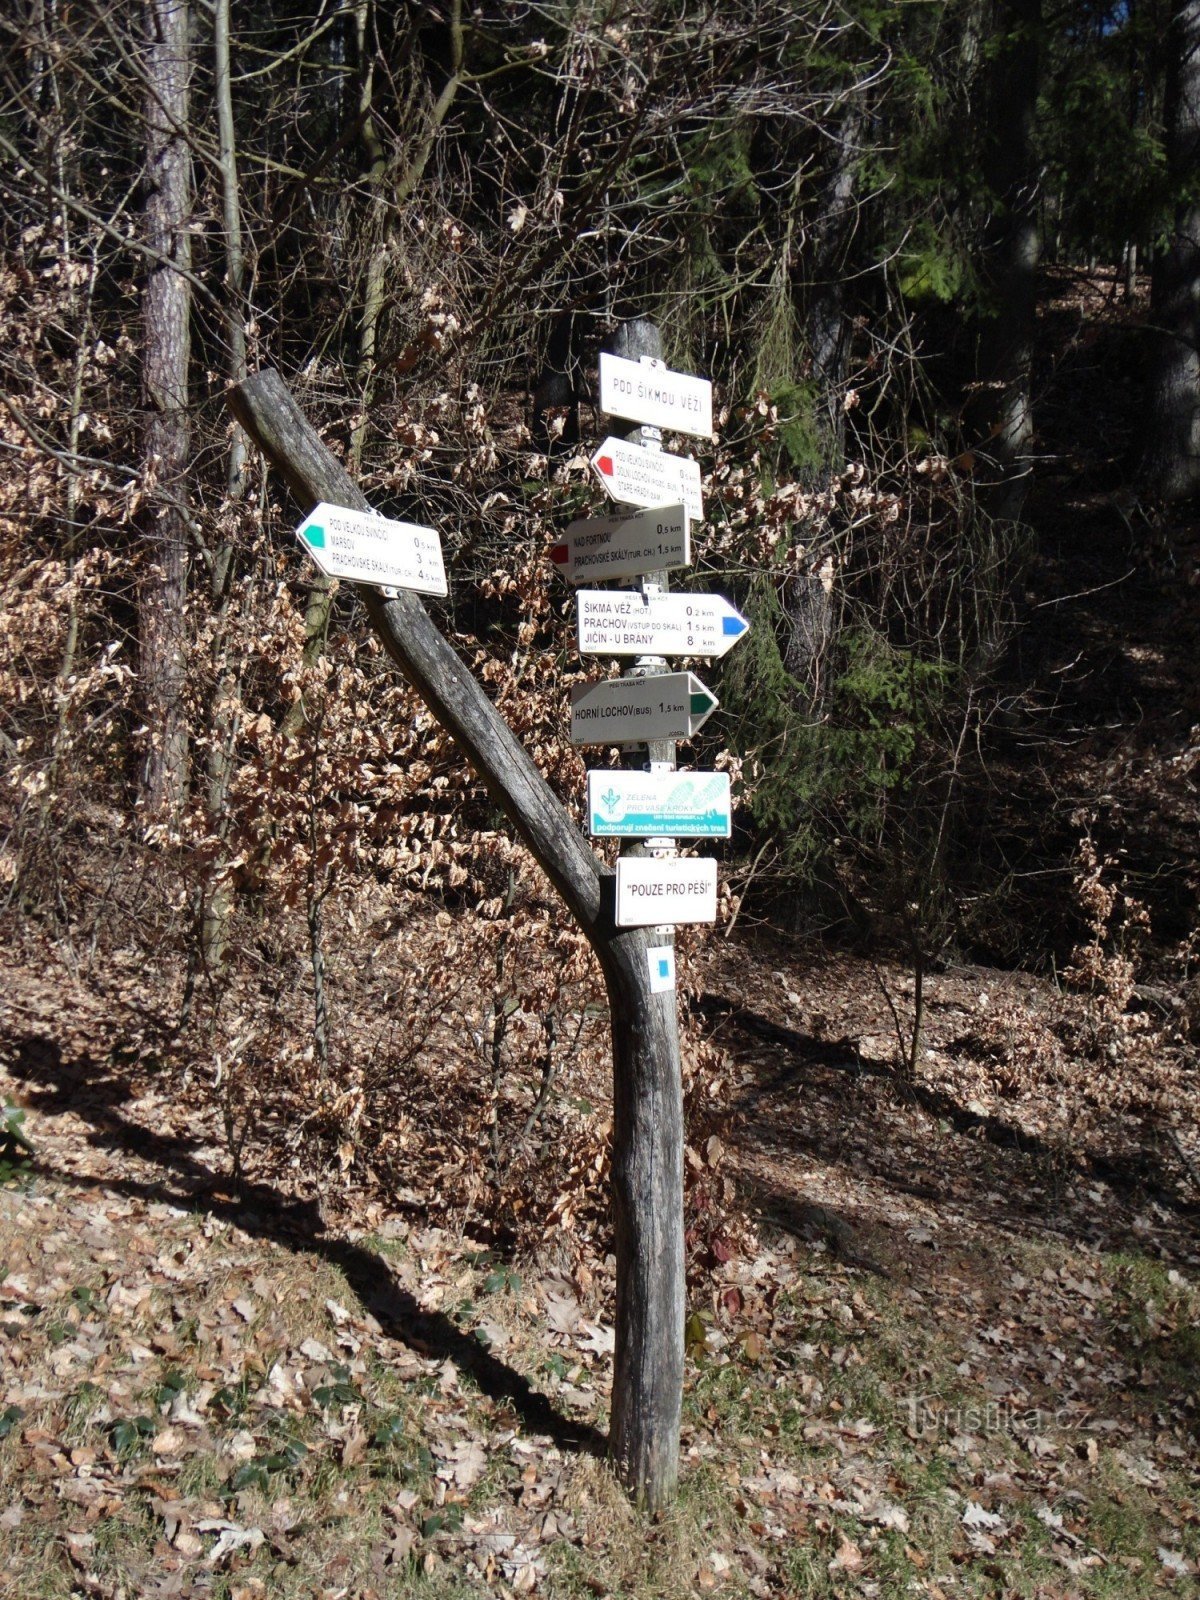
xmin=197 ymin=0 xmax=247 ymax=979
xmin=784 ymin=108 xmax=861 ymax=710
xmin=139 ymin=0 xmax=192 ymax=821
xmin=1139 ymin=0 xmax=1200 ymax=501
xmin=968 ymin=0 xmax=1042 ymax=526
xmin=228 ymin=368 xmax=685 ymax=1508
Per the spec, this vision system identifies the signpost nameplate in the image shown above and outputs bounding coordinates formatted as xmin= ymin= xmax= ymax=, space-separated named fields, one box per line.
xmin=576 ymin=590 xmax=749 ymax=659
xmin=570 ymin=671 xmax=718 ymax=745
xmin=295 ymin=502 xmax=447 ymax=596
xmin=599 ymin=352 xmax=714 ymax=438
xmin=589 ymin=437 xmax=703 ymax=523
xmin=587 ymin=770 xmax=732 ymax=838
xmin=615 ymin=858 xmax=719 ymax=926
xmin=551 ymin=504 xmax=689 ymax=584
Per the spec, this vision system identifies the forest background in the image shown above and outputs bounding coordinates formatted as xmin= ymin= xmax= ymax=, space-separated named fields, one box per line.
xmin=0 ymin=0 xmax=1199 ymax=1589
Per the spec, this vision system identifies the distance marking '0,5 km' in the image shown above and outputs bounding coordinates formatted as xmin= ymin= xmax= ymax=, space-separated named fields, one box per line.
xmin=550 ymin=503 xmax=689 ymax=585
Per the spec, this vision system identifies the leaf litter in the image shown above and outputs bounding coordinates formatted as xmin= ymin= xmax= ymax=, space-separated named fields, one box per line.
xmin=2 ymin=906 xmax=1199 ymax=1596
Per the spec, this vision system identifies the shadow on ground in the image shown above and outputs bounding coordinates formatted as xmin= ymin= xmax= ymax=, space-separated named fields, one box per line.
xmin=2 ymin=1027 xmax=606 ymax=1460
xmin=692 ymin=991 xmax=1200 ymax=1262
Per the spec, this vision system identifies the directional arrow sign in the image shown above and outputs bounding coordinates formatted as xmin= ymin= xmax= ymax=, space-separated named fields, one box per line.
xmin=551 ymin=504 xmax=689 ymax=585
xmin=616 ymin=858 xmax=718 ymax=927
xmin=599 ymin=352 xmax=714 ymax=438
xmin=570 ymin=671 xmax=718 ymax=745
xmin=295 ymin=502 xmax=447 ymax=596
xmin=576 ymin=590 xmax=749 ymax=659
xmin=586 ymin=770 xmax=731 ymax=838
xmin=590 ymin=438 xmax=703 ymax=524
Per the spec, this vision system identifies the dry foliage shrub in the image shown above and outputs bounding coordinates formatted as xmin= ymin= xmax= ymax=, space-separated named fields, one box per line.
xmin=0 ymin=250 xmax=747 ymax=1261
xmin=927 ymin=817 xmax=1195 ymax=1184
xmin=1049 ymin=819 xmax=1192 ymax=1126
xmin=0 ymin=244 xmax=143 ymax=900
xmin=173 ymin=874 xmax=739 ymax=1271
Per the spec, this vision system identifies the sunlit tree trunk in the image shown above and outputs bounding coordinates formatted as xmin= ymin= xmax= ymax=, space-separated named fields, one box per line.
xmin=197 ymin=0 xmax=248 ymax=977
xmin=1139 ymin=0 xmax=1200 ymax=501
xmin=139 ymin=0 xmax=192 ymax=821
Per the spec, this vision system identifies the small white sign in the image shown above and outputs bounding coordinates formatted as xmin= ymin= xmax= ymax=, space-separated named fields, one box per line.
xmin=589 ymin=437 xmax=703 ymax=523
xmin=576 ymin=590 xmax=750 ymax=659
xmin=646 ymin=945 xmax=677 ymax=992
xmin=599 ymin=352 xmax=714 ymax=438
xmin=551 ymin=504 xmax=689 ymax=584
xmin=570 ymin=671 xmax=719 ymax=745
xmin=615 ymin=858 xmax=718 ymax=926
xmin=588 ymin=770 xmax=731 ymax=838
xmin=295 ymin=502 xmax=447 ymax=596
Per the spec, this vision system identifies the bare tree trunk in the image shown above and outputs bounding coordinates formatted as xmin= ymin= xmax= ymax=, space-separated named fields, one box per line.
xmin=968 ymin=0 xmax=1042 ymax=527
xmin=279 ymin=0 xmax=466 ymax=741
xmin=803 ymin=107 xmax=862 ymax=465
xmin=1139 ymin=0 xmax=1200 ymax=502
xmin=784 ymin=108 xmax=861 ymax=709
xmin=196 ymin=0 xmax=247 ymax=979
xmin=139 ymin=0 xmax=192 ymax=821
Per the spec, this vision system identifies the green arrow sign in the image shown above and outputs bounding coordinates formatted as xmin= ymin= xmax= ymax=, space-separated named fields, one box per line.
xmin=570 ymin=671 xmax=719 ymax=745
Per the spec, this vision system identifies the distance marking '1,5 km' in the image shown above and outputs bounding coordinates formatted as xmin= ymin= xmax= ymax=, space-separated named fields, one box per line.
xmin=570 ymin=671 xmax=718 ymax=745
xmin=551 ymin=504 xmax=689 ymax=585
xmin=576 ymin=589 xmax=749 ymax=659
xmin=589 ymin=438 xmax=703 ymax=524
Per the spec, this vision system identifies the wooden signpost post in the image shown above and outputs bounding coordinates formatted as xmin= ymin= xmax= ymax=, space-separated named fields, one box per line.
xmin=570 ymin=320 xmax=746 ymax=1503
xmin=227 ymin=321 xmax=742 ymax=1512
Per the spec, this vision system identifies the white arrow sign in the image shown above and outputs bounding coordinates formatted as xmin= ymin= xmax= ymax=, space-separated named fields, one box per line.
xmin=570 ymin=671 xmax=719 ymax=745
xmin=295 ymin=502 xmax=447 ymax=596
xmin=590 ymin=438 xmax=703 ymax=523
xmin=576 ymin=590 xmax=749 ymax=659
xmin=551 ymin=504 xmax=689 ymax=585
xmin=599 ymin=352 xmax=714 ymax=438
xmin=616 ymin=858 xmax=718 ymax=927
xmin=587 ymin=770 xmax=731 ymax=838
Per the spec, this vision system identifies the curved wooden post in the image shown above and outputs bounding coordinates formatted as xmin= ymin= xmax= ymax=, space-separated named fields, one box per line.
xmin=227 ymin=368 xmax=683 ymax=1508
